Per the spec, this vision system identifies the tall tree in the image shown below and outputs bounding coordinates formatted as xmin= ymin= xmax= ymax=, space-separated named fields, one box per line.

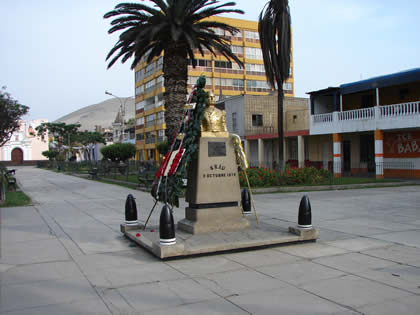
xmin=258 ymin=0 xmax=291 ymax=169
xmin=104 ymin=0 xmax=244 ymax=141
xmin=0 ymin=87 xmax=29 ymax=147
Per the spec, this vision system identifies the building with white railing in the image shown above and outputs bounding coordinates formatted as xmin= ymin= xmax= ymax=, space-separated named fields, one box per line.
xmin=308 ymin=68 xmax=420 ymax=178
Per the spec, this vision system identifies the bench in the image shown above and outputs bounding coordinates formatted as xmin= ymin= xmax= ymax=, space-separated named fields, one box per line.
xmin=88 ymin=168 xmax=99 ymax=179
xmin=7 ymin=169 xmax=16 ymax=175
xmin=138 ymin=170 xmax=156 ymax=189
xmin=5 ymin=172 xmax=17 ymax=192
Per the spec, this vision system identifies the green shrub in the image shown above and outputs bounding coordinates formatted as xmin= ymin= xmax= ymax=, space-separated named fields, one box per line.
xmin=239 ymin=166 xmax=331 ymax=187
xmin=101 ymin=143 xmax=136 ymax=163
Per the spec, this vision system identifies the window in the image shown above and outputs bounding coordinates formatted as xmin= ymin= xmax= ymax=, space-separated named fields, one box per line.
xmin=288 ymin=138 xmax=297 ymax=160
xmin=245 ymin=47 xmax=263 ymax=60
xmin=232 ymin=79 xmax=244 ymax=88
xmin=146 ymin=132 xmax=156 ymax=144
xmin=145 ymin=63 xmax=154 ymax=77
xmin=145 ymin=79 xmax=155 ymax=94
xmin=247 ymin=80 xmax=271 ymax=92
xmin=144 ymin=97 xmax=155 ymax=111
xmin=232 ymin=112 xmax=237 ymax=131
xmin=245 ymin=30 xmax=259 ymax=42
xmin=136 ymin=101 xmax=145 ymax=111
xmin=252 ymin=114 xmax=263 ymax=127
xmin=214 ymin=60 xmax=232 ymax=69
xmin=231 ymin=45 xmax=243 ymax=55
xmin=283 ymin=82 xmax=293 ymax=93
xmin=145 ymin=114 xmax=155 ymax=127
xmin=136 ymin=133 xmax=144 ymax=140
xmin=246 ymin=63 xmax=265 ymax=75
xmin=135 ymin=69 xmax=144 ymax=83
xmin=188 ymin=59 xmax=211 ymax=68
xmin=156 ymin=57 xmax=163 ymax=72
xmin=156 ymin=75 xmax=164 ymax=89
xmin=157 ymin=129 xmax=166 ymax=143
xmin=136 ymin=117 xmax=144 ymax=126
xmin=135 ymin=85 xmax=144 ymax=97
xmin=157 ymin=111 xmax=165 ymax=125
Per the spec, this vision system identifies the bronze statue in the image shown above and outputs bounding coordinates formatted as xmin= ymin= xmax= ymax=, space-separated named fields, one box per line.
xmin=201 ymin=91 xmax=229 ymax=137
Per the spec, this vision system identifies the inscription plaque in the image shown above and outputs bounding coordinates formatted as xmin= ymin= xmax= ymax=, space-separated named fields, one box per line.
xmin=208 ymin=142 xmax=226 ymax=157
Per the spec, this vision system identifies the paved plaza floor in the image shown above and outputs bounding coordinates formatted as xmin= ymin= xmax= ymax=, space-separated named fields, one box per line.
xmin=1 ymin=166 xmax=420 ymax=314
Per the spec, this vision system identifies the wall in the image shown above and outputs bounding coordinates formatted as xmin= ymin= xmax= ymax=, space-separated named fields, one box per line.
xmin=224 ymin=95 xmax=245 ymax=137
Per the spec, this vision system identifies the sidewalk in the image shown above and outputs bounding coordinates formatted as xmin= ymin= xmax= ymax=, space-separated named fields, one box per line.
xmin=1 ymin=166 xmax=420 ymax=314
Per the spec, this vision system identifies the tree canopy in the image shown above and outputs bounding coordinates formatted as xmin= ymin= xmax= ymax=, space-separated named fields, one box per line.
xmin=0 ymin=87 xmax=29 ymax=147
xmin=104 ymin=0 xmax=244 ymax=141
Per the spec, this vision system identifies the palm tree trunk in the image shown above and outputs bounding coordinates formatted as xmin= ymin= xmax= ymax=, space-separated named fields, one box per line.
xmin=277 ymin=88 xmax=284 ymax=170
xmin=163 ymin=42 xmax=188 ymax=143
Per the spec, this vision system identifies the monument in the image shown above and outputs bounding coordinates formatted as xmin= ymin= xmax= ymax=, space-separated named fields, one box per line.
xmin=178 ymin=92 xmax=249 ymax=233
xmin=121 ymin=77 xmax=319 ymax=259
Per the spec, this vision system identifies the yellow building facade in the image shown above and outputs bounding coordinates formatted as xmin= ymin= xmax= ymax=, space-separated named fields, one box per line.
xmin=134 ymin=16 xmax=294 ymax=162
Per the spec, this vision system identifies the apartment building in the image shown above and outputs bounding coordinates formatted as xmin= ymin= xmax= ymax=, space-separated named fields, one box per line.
xmin=133 ymin=16 xmax=294 ymax=162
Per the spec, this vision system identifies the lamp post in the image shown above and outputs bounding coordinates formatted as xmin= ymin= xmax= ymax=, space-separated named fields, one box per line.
xmin=105 ymin=90 xmax=128 ymax=142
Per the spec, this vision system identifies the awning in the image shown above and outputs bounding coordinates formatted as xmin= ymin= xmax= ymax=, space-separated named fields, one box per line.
xmin=340 ymin=68 xmax=420 ymax=95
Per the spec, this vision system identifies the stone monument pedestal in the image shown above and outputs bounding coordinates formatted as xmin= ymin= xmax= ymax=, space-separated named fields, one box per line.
xmin=178 ymin=136 xmax=249 ymax=234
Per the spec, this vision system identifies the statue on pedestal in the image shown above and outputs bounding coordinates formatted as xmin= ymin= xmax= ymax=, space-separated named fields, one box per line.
xmin=201 ymin=92 xmax=229 ymax=138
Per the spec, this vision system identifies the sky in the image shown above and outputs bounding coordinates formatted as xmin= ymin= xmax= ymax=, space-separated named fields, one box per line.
xmin=1 ymin=0 xmax=419 ymax=122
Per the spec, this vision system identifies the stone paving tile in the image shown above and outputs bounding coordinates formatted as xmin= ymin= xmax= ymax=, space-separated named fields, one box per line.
xmin=357 ymin=295 xmax=420 ymax=315
xmin=316 ymin=228 xmax=356 ymax=242
xmin=257 ymin=260 xmax=347 ymax=286
xmin=301 ymin=275 xmax=413 ymax=309
xmin=371 ymin=230 xmax=420 ymax=248
xmin=275 ymin=242 xmax=349 ymax=259
xmin=116 ymin=278 xmax=220 ymax=313
xmin=0 ymin=276 xmax=98 ymax=313
xmin=356 ymin=263 xmax=420 ymax=294
xmin=222 ymin=247 xmax=301 ymax=268
xmin=143 ymin=297 xmax=248 ymax=315
xmin=0 ymin=261 xmax=82 ymax=286
xmin=228 ymin=285 xmax=349 ymax=315
xmin=316 ymin=220 xmax=393 ymax=237
xmin=2 ymin=297 xmax=112 ymax=315
xmin=194 ymin=268 xmax=291 ymax=297
xmin=361 ymin=244 xmax=420 ymax=267
xmin=93 ymin=261 xmax=186 ymax=288
xmin=324 ymin=237 xmax=392 ymax=252
xmin=166 ymin=255 xmax=245 ymax=277
xmin=313 ymin=252 xmax=396 ymax=274
xmin=0 ymin=238 xmax=70 ymax=265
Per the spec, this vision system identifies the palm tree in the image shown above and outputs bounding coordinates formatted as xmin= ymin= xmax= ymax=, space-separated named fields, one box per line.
xmin=104 ymin=0 xmax=244 ymax=142
xmin=258 ymin=0 xmax=291 ymax=169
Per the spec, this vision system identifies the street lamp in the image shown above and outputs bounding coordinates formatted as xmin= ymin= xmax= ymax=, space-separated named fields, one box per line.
xmin=105 ymin=90 xmax=128 ymax=142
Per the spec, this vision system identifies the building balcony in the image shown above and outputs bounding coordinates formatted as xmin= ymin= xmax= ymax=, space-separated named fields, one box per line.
xmin=310 ymin=101 xmax=420 ymax=135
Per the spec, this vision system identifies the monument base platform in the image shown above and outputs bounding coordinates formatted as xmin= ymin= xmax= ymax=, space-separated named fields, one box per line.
xmin=178 ymin=206 xmax=250 ymax=234
xmin=122 ymin=220 xmax=319 ymax=259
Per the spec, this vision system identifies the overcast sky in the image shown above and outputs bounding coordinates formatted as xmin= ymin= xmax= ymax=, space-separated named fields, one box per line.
xmin=1 ymin=0 xmax=419 ymax=122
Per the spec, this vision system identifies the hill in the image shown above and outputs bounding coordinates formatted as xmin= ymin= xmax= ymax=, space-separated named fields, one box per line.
xmin=55 ymin=97 xmax=135 ymax=131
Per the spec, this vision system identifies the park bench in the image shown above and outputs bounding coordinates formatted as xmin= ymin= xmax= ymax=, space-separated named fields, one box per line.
xmin=138 ymin=169 xmax=156 ymax=190
xmin=88 ymin=167 xmax=99 ymax=179
xmin=5 ymin=171 xmax=17 ymax=192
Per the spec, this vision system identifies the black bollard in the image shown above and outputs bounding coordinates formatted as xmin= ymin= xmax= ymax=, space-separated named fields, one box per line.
xmin=125 ymin=194 xmax=138 ymax=226
xmin=241 ymin=188 xmax=251 ymax=214
xmin=298 ymin=195 xmax=312 ymax=229
xmin=159 ymin=205 xmax=176 ymax=245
